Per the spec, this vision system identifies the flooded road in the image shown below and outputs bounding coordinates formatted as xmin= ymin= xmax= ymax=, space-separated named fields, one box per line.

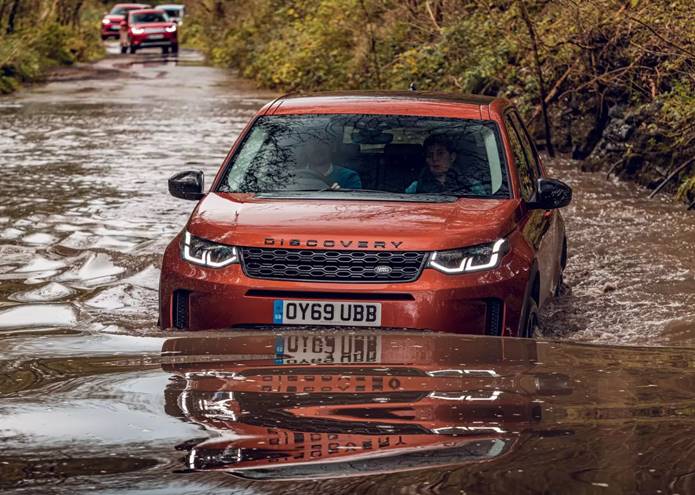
xmin=1 ymin=45 xmax=695 ymax=493
xmin=541 ymin=160 xmax=695 ymax=346
xmin=0 ymin=45 xmax=693 ymax=345
xmin=0 ymin=46 xmax=275 ymax=336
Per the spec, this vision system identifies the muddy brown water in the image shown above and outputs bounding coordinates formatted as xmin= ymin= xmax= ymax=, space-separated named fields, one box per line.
xmin=1 ymin=46 xmax=695 ymax=493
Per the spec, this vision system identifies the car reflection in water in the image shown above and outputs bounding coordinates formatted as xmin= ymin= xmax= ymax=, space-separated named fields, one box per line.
xmin=161 ymin=331 xmax=570 ymax=480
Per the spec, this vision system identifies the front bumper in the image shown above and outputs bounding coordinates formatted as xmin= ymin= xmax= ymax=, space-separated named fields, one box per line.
xmin=159 ymin=232 xmax=533 ymax=336
xmin=130 ymin=33 xmax=177 ymax=48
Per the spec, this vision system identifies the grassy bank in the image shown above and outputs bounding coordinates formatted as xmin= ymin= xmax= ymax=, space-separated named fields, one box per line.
xmin=186 ymin=0 xmax=695 ymax=205
xmin=0 ymin=0 xmax=104 ymax=94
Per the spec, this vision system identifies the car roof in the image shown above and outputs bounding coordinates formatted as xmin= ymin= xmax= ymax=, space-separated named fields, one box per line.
xmin=114 ymin=3 xmax=150 ymax=7
xmin=159 ymin=4 xmax=184 ymax=8
xmin=265 ymin=91 xmax=511 ymax=120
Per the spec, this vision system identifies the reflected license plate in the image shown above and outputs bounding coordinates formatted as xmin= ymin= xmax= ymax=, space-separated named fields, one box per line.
xmin=276 ymin=334 xmax=382 ymax=364
xmin=273 ymin=300 xmax=381 ymax=327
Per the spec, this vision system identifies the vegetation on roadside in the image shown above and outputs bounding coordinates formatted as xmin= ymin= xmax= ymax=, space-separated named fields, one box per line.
xmin=185 ymin=0 xmax=695 ymax=205
xmin=0 ymin=0 xmax=105 ymax=94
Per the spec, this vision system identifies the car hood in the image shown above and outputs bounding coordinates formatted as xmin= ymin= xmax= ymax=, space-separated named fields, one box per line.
xmin=104 ymin=15 xmax=125 ymax=21
xmin=186 ymin=193 xmax=519 ymax=251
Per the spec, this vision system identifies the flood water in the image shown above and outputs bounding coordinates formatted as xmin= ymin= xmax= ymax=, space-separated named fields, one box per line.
xmin=1 ymin=46 xmax=695 ymax=493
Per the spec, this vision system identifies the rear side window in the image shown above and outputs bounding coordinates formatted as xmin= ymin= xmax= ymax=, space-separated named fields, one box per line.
xmin=504 ymin=114 xmax=536 ymax=201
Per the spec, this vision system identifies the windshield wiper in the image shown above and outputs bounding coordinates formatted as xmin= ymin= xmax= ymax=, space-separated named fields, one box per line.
xmin=260 ymin=188 xmax=389 ymax=194
xmin=444 ymin=190 xmax=500 ymax=198
xmin=324 ymin=188 xmax=392 ymax=193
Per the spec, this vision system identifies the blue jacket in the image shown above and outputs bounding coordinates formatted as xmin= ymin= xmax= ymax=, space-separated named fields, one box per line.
xmin=326 ymin=165 xmax=362 ymax=189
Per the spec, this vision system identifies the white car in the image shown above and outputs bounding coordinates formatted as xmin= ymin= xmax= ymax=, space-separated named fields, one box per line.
xmin=159 ymin=4 xmax=184 ymax=25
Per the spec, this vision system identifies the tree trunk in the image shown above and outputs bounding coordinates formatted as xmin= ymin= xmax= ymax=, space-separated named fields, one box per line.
xmin=0 ymin=0 xmax=8 ymax=33
xmin=6 ymin=0 xmax=20 ymax=34
xmin=71 ymin=0 xmax=84 ymax=26
xmin=518 ymin=0 xmax=555 ymax=157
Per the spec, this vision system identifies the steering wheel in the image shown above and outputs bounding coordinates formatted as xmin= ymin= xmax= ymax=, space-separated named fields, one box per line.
xmin=292 ymin=168 xmax=333 ymax=188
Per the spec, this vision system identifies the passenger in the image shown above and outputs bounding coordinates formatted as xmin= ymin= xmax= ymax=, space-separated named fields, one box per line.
xmin=405 ymin=135 xmax=485 ymax=195
xmin=302 ymin=140 xmax=362 ymax=189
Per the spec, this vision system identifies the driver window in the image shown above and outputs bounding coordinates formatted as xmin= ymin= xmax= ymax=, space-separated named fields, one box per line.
xmin=510 ymin=111 xmax=542 ymax=178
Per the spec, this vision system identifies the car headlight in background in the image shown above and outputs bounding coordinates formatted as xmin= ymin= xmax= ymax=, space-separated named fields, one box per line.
xmin=428 ymin=239 xmax=509 ymax=274
xmin=131 ymin=27 xmax=145 ymax=34
xmin=102 ymin=19 xmax=111 ymax=24
xmin=165 ymin=24 xmax=177 ymax=32
xmin=182 ymin=231 xmax=238 ymax=268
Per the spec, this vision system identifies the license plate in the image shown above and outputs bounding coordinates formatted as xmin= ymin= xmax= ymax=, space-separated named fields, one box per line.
xmin=275 ymin=334 xmax=382 ymax=364
xmin=273 ymin=300 xmax=381 ymax=327
xmin=148 ymin=34 xmax=164 ymax=39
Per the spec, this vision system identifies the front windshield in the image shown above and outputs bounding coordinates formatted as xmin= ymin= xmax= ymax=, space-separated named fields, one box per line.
xmin=130 ymin=12 xmax=167 ymax=23
xmin=218 ymin=114 xmax=510 ymax=198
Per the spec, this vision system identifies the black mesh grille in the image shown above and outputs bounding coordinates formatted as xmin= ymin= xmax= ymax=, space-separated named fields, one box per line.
xmin=173 ymin=289 xmax=189 ymax=329
xmin=240 ymin=247 xmax=427 ymax=282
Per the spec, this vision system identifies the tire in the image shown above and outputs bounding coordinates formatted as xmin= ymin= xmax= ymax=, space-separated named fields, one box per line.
xmin=129 ymin=45 xmax=136 ymax=54
xmin=120 ymin=45 xmax=127 ymax=54
xmin=171 ymin=43 xmax=179 ymax=54
xmin=521 ymin=297 xmax=539 ymax=338
xmin=162 ymin=46 xmax=169 ymax=54
xmin=554 ymin=237 xmax=569 ymax=297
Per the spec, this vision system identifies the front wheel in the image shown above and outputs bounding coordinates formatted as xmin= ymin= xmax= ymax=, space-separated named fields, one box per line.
xmin=171 ymin=43 xmax=179 ymax=54
xmin=120 ymin=45 xmax=127 ymax=54
xmin=129 ymin=45 xmax=136 ymax=54
xmin=162 ymin=46 xmax=169 ymax=54
xmin=521 ymin=298 xmax=539 ymax=338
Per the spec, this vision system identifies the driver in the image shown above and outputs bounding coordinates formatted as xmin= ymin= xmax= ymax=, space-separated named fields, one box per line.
xmin=405 ymin=135 xmax=485 ymax=195
xmin=302 ymin=140 xmax=362 ymax=189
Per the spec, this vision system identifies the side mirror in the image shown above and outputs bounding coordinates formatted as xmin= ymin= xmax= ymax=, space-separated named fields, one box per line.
xmin=169 ymin=170 xmax=204 ymax=200
xmin=528 ymin=178 xmax=572 ymax=210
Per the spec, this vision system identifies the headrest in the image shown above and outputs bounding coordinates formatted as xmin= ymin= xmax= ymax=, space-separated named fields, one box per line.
xmin=383 ymin=143 xmax=423 ymax=158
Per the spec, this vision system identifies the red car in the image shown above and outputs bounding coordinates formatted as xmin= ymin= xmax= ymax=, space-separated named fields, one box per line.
xmin=119 ymin=8 xmax=178 ymax=54
xmin=162 ymin=332 xmax=561 ymax=479
xmin=100 ymin=3 xmax=149 ymax=40
xmin=160 ymin=92 xmax=572 ymax=336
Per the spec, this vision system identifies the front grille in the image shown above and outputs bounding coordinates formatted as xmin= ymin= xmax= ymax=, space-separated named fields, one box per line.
xmin=240 ymin=247 xmax=427 ymax=283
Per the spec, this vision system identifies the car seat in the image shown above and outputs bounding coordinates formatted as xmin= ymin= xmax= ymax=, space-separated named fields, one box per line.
xmin=379 ymin=143 xmax=425 ymax=193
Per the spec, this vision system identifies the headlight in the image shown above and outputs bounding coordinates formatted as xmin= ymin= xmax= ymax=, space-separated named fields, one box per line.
xmin=181 ymin=231 xmax=238 ymax=268
xmin=428 ymin=239 xmax=509 ymax=274
xmin=132 ymin=27 xmax=145 ymax=34
xmin=102 ymin=19 xmax=110 ymax=24
xmin=165 ymin=24 xmax=177 ymax=32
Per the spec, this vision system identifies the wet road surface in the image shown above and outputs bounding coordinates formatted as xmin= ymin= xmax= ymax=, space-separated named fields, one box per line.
xmin=4 ymin=330 xmax=695 ymax=494
xmin=1 ymin=45 xmax=695 ymax=493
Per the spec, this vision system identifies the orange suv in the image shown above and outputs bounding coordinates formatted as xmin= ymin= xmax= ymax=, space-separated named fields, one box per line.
xmin=160 ymin=92 xmax=571 ymax=336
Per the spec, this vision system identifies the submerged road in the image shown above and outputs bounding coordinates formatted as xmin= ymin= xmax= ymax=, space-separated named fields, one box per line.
xmin=1 ymin=45 xmax=695 ymax=494
xmin=1 ymin=47 xmax=693 ymax=345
